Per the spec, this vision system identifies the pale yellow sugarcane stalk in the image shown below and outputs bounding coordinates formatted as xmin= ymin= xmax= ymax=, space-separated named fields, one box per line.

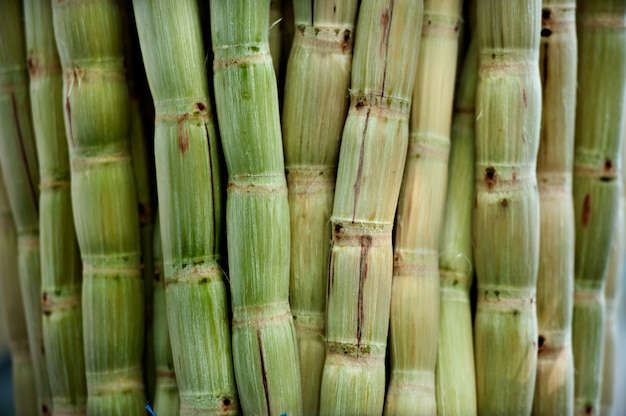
xmin=572 ymin=1 xmax=626 ymax=413
xmin=473 ymin=1 xmax=542 ymax=414
xmin=319 ymin=1 xmax=424 ymax=414
xmin=0 ymin=169 xmax=38 ymax=416
xmin=532 ymin=1 xmax=577 ymax=415
xmin=281 ymin=1 xmax=358 ymax=413
xmin=436 ymin=33 xmax=478 ymax=416
xmin=385 ymin=1 xmax=461 ymax=414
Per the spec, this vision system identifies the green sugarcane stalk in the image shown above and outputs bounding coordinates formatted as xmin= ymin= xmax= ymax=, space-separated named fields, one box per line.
xmin=210 ymin=1 xmax=303 ymax=414
xmin=152 ymin=216 xmax=179 ymax=415
xmin=25 ymin=0 xmax=88 ymax=413
xmin=132 ymin=1 xmax=238 ymax=414
xmin=319 ymin=1 xmax=423 ymax=414
xmin=134 ymin=0 xmax=238 ymax=415
xmin=0 ymin=169 xmax=38 ymax=416
xmin=532 ymin=1 xmax=577 ymax=414
xmin=52 ymin=0 xmax=146 ymax=413
xmin=473 ymin=1 xmax=542 ymax=414
xmin=572 ymin=1 xmax=626 ymax=413
xmin=385 ymin=0 xmax=461 ymax=413
xmin=436 ymin=34 xmax=478 ymax=416
xmin=0 ymin=1 xmax=52 ymax=414
xmin=281 ymin=1 xmax=358 ymax=413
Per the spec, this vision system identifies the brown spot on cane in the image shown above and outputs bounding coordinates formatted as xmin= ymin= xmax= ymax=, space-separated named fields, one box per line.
xmin=582 ymin=193 xmax=591 ymax=228
xmin=542 ymin=9 xmax=551 ymax=20
xmin=356 ymin=235 xmax=372 ymax=346
xmin=333 ymin=223 xmax=344 ymax=238
xmin=178 ymin=116 xmax=189 ymax=154
xmin=523 ymin=89 xmax=527 ymax=108
xmin=538 ymin=335 xmax=546 ymax=353
xmin=341 ymin=30 xmax=352 ymax=53
xmin=541 ymin=28 xmax=552 ymax=37
xmin=42 ymin=405 xmax=49 ymax=415
xmin=604 ymin=158 xmax=613 ymax=171
xmin=584 ymin=404 xmax=594 ymax=414
xmin=500 ymin=198 xmax=509 ymax=209
xmin=484 ymin=167 xmax=496 ymax=190
xmin=221 ymin=397 xmax=232 ymax=410
xmin=195 ymin=102 xmax=206 ymax=111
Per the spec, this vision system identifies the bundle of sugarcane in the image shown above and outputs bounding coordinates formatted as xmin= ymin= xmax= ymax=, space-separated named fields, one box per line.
xmin=0 ymin=0 xmax=52 ymax=413
xmin=133 ymin=0 xmax=238 ymax=413
xmin=24 ymin=0 xmax=87 ymax=413
xmin=318 ymin=1 xmax=423 ymax=414
xmin=151 ymin=216 xmax=179 ymax=415
xmin=532 ymin=1 xmax=577 ymax=414
xmin=0 ymin=170 xmax=38 ymax=416
xmin=385 ymin=0 xmax=461 ymax=413
xmin=572 ymin=1 xmax=626 ymax=413
xmin=52 ymin=0 xmax=146 ymax=412
xmin=436 ymin=34 xmax=478 ymax=416
xmin=473 ymin=0 xmax=542 ymax=414
xmin=281 ymin=1 xmax=358 ymax=413
xmin=210 ymin=1 xmax=302 ymax=414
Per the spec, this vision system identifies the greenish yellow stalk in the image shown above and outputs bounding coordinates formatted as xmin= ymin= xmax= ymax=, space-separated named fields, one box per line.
xmin=281 ymin=1 xmax=358 ymax=413
xmin=152 ymin=216 xmax=179 ymax=415
xmin=0 ymin=169 xmax=38 ymax=416
xmin=572 ymin=1 xmax=626 ymax=413
xmin=473 ymin=1 xmax=541 ymax=414
xmin=132 ymin=1 xmax=238 ymax=414
xmin=385 ymin=1 xmax=461 ymax=414
xmin=24 ymin=0 xmax=87 ymax=413
xmin=0 ymin=1 xmax=52 ymax=414
xmin=52 ymin=0 xmax=146 ymax=413
xmin=318 ymin=1 xmax=423 ymax=414
xmin=532 ymin=1 xmax=577 ymax=414
xmin=210 ymin=1 xmax=302 ymax=414
xmin=436 ymin=34 xmax=478 ymax=416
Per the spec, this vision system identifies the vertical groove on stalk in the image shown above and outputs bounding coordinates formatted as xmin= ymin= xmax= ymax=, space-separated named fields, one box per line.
xmin=0 ymin=1 xmax=50 ymax=414
xmin=572 ymin=1 xmax=626 ymax=413
xmin=282 ymin=1 xmax=359 ymax=413
xmin=210 ymin=1 xmax=303 ymax=414
xmin=436 ymin=34 xmax=478 ymax=416
xmin=132 ymin=1 xmax=238 ymax=414
xmin=319 ymin=1 xmax=424 ymax=414
xmin=52 ymin=0 xmax=146 ymax=413
xmin=532 ymin=1 xmax=577 ymax=414
xmin=473 ymin=1 xmax=542 ymax=414
xmin=0 ymin=170 xmax=38 ymax=416
xmin=385 ymin=0 xmax=462 ymax=413
xmin=24 ymin=0 xmax=87 ymax=413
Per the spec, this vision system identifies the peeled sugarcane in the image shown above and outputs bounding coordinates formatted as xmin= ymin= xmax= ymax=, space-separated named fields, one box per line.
xmin=319 ymin=1 xmax=423 ymax=414
xmin=0 ymin=170 xmax=38 ymax=416
xmin=152 ymin=216 xmax=179 ymax=415
xmin=211 ymin=1 xmax=303 ymax=414
xmin=24 ymin=0 xmax=88 ymax=413
xmin=52 ymin=1 xmax=145 ymax=413
xmin=473 ymin=1 xmax=541 ymax=414
xmin=132 ymin=1 xmax=238 ymax=414
xmin=436 ymin=34 xmax=478 ymax=416
xmin=385 ymin=0 xmax=461 ymax=413
xmin=532 ymin=1 xmax=577 ymax=414
xmin=0 ymin=1 xmax=52 ymax=414
xmin=572 ymin=1 xmax=626 ymax=413
xmin=281 ymin=1 xmax=358 ymax=413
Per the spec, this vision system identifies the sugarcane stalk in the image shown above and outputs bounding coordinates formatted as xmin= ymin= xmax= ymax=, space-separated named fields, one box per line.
xmin=24 ymin=0 xmax=88 ymax=413
xmin=436 ymin=33 xmax=478 ymax=416
xmin=52 ymin=0 xmax=146 ymax=413
xmin=152 ymin=216 xmax=179 ymax=415
xmin=473 ymin=1 xmax=542 ymax=414
xmin=210 ymin=1 xmax=303 ymax=414
xmin=0 ymin=1 xmax=52 ymax=414
xmin=531 ymin=1 xmax=577 ymax=414
xmin=281 ymin=1 xmax=358 ymax=413
xmin=385 ymin=1 xmax=461 ymax=414
xmin=0 ymin=169 xmax=38 ymax=416
xmin=318 ymin=1 xmax=423 ymax=414
xmin=132 ymin=1 xmax=238 ymax=414
xmin=572 ymin=1 xmax=626 ymax=413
